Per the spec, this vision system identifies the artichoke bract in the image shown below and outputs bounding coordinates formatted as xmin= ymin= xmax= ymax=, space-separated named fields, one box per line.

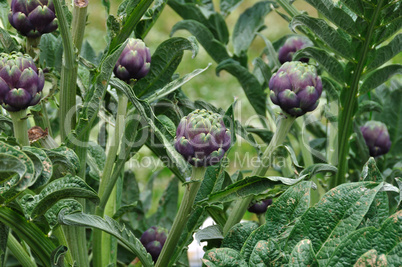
xmin=140 ymin=226 xmax=168 ymax=262
xmin=0 ymin=53 xmax=44 ymax=111
xmin=269 ymin=61 xmax=322 ymax=117
xmin=175 ymin=109 xmax=231 ymax=167
xmin=278 ymin=36 xmax=313 ymax=64
xmin=248 ymin=199 xmax=272 ymax=214
xmin=8 ymin=0 xmax=58 ymax=38
xmin=360 ymin=121 xmax=392 ymax=157
xmin=114 ymin=38 xmax=151 ymax=82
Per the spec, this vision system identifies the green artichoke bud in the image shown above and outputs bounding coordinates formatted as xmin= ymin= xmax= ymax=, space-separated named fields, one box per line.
xmin=175 ymin=109 xmax=231 ymax=167
xmin=8 ymin=0 xmax=58 ymax=38
xmin=140 ymin=226 xmax=168 ymax=262
xmin=114 ymin=38 xmax=151 ymax=82
xmin=269 ymin=61 xmax=322 ymax=117
xmin=0 ymin=52 xmax=44 ymax=111
xmin=360 ymin=121 xmax=391 ymax=157
xmin=278 ymin=36 xmax=313 ymax=64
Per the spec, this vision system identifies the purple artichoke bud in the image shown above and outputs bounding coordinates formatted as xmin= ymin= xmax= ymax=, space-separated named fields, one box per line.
xmin=174 ymin=109 xmax=231 ymax=167
xmin=248 ymin=199 xmax=272 ymax=214
xmin=140 ymin=226 xmax=168 ymax=262
xmin=269 ymin=61 xmax=322 ymax=117
xmin=278 ymin=36 xmax=313 ymax=64
xmin=8 ymin=0 xmax=58 ymax=38
xmin=360 ymin=121 xmax=392 ymax=157
xmin=0 ymin=52 xmax=44 ymax=111
xmin=114 ymin=38 xmax=151 ymax=82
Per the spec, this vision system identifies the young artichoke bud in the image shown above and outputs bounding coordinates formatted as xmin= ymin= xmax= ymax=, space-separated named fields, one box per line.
xmin=360 ymin=121 xmax=392 ymax=157
xmin=0 ymin=52 xmax=44 ymax=111
xmin=140 ymin=226 xmax=168 ymax=262
xmin=248 ymin=199 xmax=272 ymax=214
xmin=269 ymin=61 xmax=322 ymax=117
xmin=114 ymin=38 xmax=151 ymax=82
xmin=174 ymin=109 xmax=231 ymax=167
xmin=8 ymin=0 xmax=58 ymax=38
xmin=278 ymin=36 xmax=313 ymax=64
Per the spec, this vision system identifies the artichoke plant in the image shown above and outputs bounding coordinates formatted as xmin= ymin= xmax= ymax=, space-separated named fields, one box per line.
xmin=269 ymin=61 xmax=322 ymax=117
xmin=174 ymin=109 xmax=231 ymax=167
xmin=248 ymin=199 xmax=273 ymax=214
xmin=278 ymin=36 xmax=313 ymax=64
xmin=8 ymin=0 xmax=58 ymax=38
xmin=0 ymin=52 xmax=44 ymax=111
xmin=360 ymin=121 xmax=392 ymax=157
xmin=114 ymin=38 xmax=151 ymax=82
xmin=140 ymin=226 xmax=168 ymax=262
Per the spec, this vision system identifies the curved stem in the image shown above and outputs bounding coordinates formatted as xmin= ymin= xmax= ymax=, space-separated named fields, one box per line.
xmin=333 ymin=0 xmax=384 ymax=189
xmin=7 ymin=234 xmax=37 ymax=267
xmin=9 ymin=110 xmax=29 ymax=146
xmin=155 ymin=166 xmax=206 ymax=267
xmin=223 ymin=115 xmax=296 ymax=235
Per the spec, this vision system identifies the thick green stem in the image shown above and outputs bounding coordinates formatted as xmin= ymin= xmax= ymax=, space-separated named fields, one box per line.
xmin=7 ymin=234 xmax=37 ymax=267
xmin=93 ymin=94 xmax=128 ymax=267
xmin=26 ymin=37 xmax=40 ymax=59
xmin=155 ymin=166 xmax=206 ymax=267
xmin=9 ymin=110 xmax=29 ymax=146
xmin=71 ymin=0 xmax=88 ymax=55
xmin=223 ymin=115 xmax=296 ymax=235
xmin=257 ymin=213 xmax=266 ymax=225
xmin=333 ymin=0 xmax=384 ymax=189
xmin=32 ymin=102 xmax=53 ymax=137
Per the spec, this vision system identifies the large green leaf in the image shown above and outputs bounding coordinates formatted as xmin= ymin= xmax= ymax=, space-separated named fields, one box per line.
xmin=19 ymin=174 xmax=99 ymax=219
xmin=0 ymin=28 xmax=18 ymax=53
xmin=249 ymin=239 xmax=284 ymax=266
xmin=43 ymin=146 xmax=80 ymax=175
xmin=359 ymin=64 xmax=402 ymax=95
xmin=216 ymin=58 xmax=266 ymax=118
xmin=170 ymin=20 xmax=230 ymax=63
xmin=366 ymin=33 xmax=402 ymax=71
xmin=293 ymin=47 xmax=345 ymax=83
xmin=232 ymin=1 xmax=274 ymax=56
xmin=45 ymin=199 xmax=82 ymax=229
xmin=221 ymin=222 xmax=259 ymax=251
xmin=327 ymin=210 xmax=402 ymax=266
xmin=135 ymin=37 xmax=199 ymax=98
xmin=285 ymin=182 xmax=384 ymax=266
xmin=373 ymin=16 xmax=402 ymax=45
xmin=202 ymin=248 xmax=247 ymax=267
xmin=290 ymin=15 xmax=354 ymax=60
xmin=288 ymin=239 xmax=318 ymax=266
xmin=59 ymin=211 xmax=154 ymax=267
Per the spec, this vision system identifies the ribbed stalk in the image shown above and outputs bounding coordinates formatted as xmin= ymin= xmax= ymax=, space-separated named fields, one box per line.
xmin=223 ymin=115 xmax=296 ymax=235
xmin=71 ymin=0 xmax=88 ymax=55
xmin=93 ymin=93 xmax=128 ymax=267
xmin=9 ymin=110 xmax=29 ymax=146
xmin=155 ymin=166 xmax=206 ymax=267
xmin=333 ymin=0 xmax=384 ymax=189
xmin=7 ymin=234 xmax=36 ymax=267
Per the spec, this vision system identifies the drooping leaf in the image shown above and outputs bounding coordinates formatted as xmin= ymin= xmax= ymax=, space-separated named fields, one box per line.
xmin=43 ymin=146 xmax=80 ymax=175
xmin=366 ymin=33 xmax=402 ymax=71
xmin=290 ymin=15 xmax=354 ymax=60
xmin=285 ymin=182 xmax=384 ymax=266
xmin=221 ymin=221 xmax=259 ymax=251
xmin=373 ymin=16 xmax=402 ymax=45
xmin=170 ymin=20 xmax=230 ymax=63
xmin=195 ymin=224 xmax=224 ymax=244
xmin=220 ymin=0 xmax=243 ymax=16
xmin=356 ymin=100 xmax=382 ymax=116
xmin=202 ymin=248 xmax=248 ymax=267
xmin=288 ymin=239 xmax=318 ymax=267
xmin=299 ymin=163 xmax=338 ymax=178
xmin=22 ymin=146 xmax=53 ymax=189
xmin=51 ymin=245 xmax=68 ymax=267
xmin=293 ymin=47 xmax=345 ymax=83
xmin=86 ymin=142 xmax=106 ymax=181
xmin=59 ymin=211 xmax=154 ymax=267
xmin=0 ymin=28 xmax=18 ymax=53
xmin=216 ymin=58 xmax=266 ymax=118
xmin=45 ymin=199 xmax=83 ymax=229
xmin=359 ymin=64 xmax=402 ymax=95
xmin=136 ymin=0 xmax=168 ymax=39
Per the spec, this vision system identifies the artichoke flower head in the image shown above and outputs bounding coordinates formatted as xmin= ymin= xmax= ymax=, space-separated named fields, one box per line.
xmin=360 ymin=121 xmax=392 ymax=157
xmin=175 ymin=109 xmax=231 ymax=167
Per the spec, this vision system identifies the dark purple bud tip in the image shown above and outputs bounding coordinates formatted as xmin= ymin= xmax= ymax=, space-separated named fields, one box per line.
xmin=278 ymin=36 xmax=313 ymax=64
xmin=248 ymin=199 xmax=273 ymax=214
xmin=140 ymin=226 xmax=168 ymax=262
xmin=269 ymin=61 xmax=322 ymax=117
xmin=0 ymin=52 xmax=44 ymax=111
xmin=114 ymin=38 xmax=151 ymax=82
xmin=360 ymin=121 xmax=392 ymax=157
xmin=9 ymin=0 xmax=58 ymax=37
xmin=174 ymin=109 xmax=232 ymax=167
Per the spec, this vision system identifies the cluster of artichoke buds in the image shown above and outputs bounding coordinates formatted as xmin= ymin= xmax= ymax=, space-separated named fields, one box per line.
xmin=269 ymin=61 xmax=322 ymax=117
xmin=248 ymin=198 xmax=273 ymax=214
xmin=360 ymin=121 xmax=392 ymax=157
xmin=175 ymin=109 xmax=231 ymax=167
xmin=114 ymin=38 xmax=151 ymax=82
xmin=8 ymin=0 xmax=58 ymax=38
xmin=0 ymin=53 xmax=44 ymax=111
xmin=278 ymin=36 xmax=313 ymax=64
xmin=140 ymin=226 xmax=168 ymax=263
